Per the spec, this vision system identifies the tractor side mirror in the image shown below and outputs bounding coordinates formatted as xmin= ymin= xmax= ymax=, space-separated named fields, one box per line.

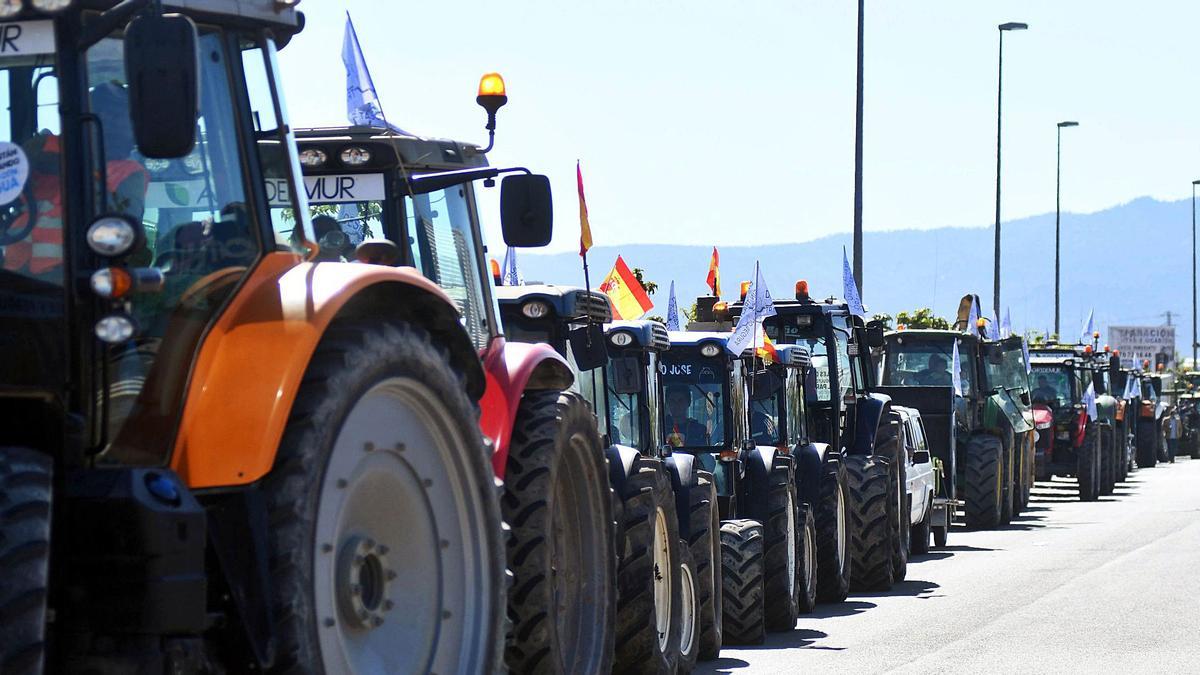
xmin=501 ymin=174 xmax=553 ymax=247
xmin=1020 ymin=391 xmax=1031 ymax=406
xmin=124 ymin=12 xmax=199 ymax=158
xmin=569 ymin=323 xmax=608 ymax=372
xmin=863 ymin=324 xmax=885 ymax=349
xmin=913 ymin=450 xmax=930 ymax=464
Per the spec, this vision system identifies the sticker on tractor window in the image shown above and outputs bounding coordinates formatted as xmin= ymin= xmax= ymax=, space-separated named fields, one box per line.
xmin=0 ymin=21 xmax=56 ymax=56
xmin=0 ymin=141 xmax=30 ymax=206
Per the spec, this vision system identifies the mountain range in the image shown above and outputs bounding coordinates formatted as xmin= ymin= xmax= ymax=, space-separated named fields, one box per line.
xmin=516 ymin=196 xmax=1191 ymax=354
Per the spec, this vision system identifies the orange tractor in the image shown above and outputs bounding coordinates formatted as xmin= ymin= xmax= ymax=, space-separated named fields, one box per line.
xmin=0 ymin=2 xmax=590 ymax=673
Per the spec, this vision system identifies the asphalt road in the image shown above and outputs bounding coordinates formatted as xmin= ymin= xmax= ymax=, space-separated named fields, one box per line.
xmin=700 ymin=457 xmax=1200 ymax=674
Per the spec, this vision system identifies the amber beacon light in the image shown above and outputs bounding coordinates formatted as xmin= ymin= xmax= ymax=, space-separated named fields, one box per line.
xmin=476 ymin=72 xmax=508 ymax=153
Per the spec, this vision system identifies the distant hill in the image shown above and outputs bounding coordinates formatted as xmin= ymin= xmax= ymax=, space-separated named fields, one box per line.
xmin=517 ymin=196 xmax=1190 ymax=353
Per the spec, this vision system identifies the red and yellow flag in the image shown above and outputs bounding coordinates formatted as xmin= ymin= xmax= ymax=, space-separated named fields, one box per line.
xmin=599 ymin=255 xmax=654 ymax=320
xmin=757 ymin=332 xmax=779 ymax=365
xmin=706 ymin=246 xmax=721 ymax=298
xmin=577 ymin=161 xmax=593 ymax=257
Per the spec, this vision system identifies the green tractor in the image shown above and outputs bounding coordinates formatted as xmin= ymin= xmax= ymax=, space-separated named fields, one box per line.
xmin=877 ymin=295 xmax=1034 ymax=529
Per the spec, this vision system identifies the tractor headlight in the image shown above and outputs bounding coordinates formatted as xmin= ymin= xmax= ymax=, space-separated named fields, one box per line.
xmin=299 ymin=148 xmax=328 ymax=168
xmin=0 ymin=0 xmax=23 ymax=17
xmin=521 ymin=300 xmax=550 ymax=319
xmin=700 ymin=343 xmax=722 ymax=358
xmin=31 ymin=0 xmax=73 ymax=11
xmin=610 ymin=331 xmax=633 ymax=347
xmin=340 ymin=146 xmax=371 ymax=166
xmin=95 ymin=314 xmax=137 ymax=344
xmin=86 ymin=216 xmax=140 ymax=257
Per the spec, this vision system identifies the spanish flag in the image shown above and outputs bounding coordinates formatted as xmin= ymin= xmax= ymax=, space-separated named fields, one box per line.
xmin=706 ymin=247 xmax=720 ymax=298
xmin=757 ymin=332 xmax=779 ymax=365
xmin=599 ymin=255 xmax=654 ymax=320
xmin=577 ymin=161 xmax=593 ymax=257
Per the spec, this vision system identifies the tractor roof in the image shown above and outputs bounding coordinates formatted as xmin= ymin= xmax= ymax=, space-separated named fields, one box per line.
xmin=295 ymin=125 xmax=489 ymax=173
xmin=605 ymin=321 xmax=670 ymax=352
xmin=668 ymin=331 xmax=731 ymax=349
xmin=495 ymin=284 xmax=612 ymax=324
xmin=885 ymin=329 xmax=979 ymax=344
xmin=80 ymin=0 xmax=301 ymax=29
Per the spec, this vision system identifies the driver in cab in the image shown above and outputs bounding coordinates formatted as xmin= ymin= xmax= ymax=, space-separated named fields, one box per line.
xmin=1032 ymin=375 xmax=1060 ymax=404
xmin=914 ymin=354 xmax=953 ymax=386
xmin=665 ymin=386 xmax=709 ymax=447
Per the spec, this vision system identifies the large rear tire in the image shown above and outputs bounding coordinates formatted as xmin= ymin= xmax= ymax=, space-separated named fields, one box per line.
xmin=1099 ymin=424 xmax=1116 ymax=495
xmin=999 ymin=441 xmax=1014 ymax=526
xmin=797 ymin=504 xmax=818 ymax=615
xmin=846 ymin=455 xmax=893 ymax=592
xmin=1078 ymin=424 xmax=1100 ymax=502
xmin=761 ymin=458 xmax=800 ymax=633
xmin=265 ymin=321 xmax=506 ymax=675
xmin=719 ymin=520 xmax=765 ymax=645
xmin=0 ymin=447 xmax=52 ymax=675
xmin=686 ymin=472 xmax=723 ymax=661
xmin=503 ymin=391 xmax=616 ymax=674
xmin=962 ymin=435 xmax=1003 ymax=530
xmin=814 ymin=456 xmax=851 ymax=603
xmin=615 ymin=460 xmax=682 ymax=674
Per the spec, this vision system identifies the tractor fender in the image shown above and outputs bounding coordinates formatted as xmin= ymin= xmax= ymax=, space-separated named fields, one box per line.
xmin=792 ymin=441 xmax=833 ymax=508
xmin=605 ymin=443 xmax=642 ymax=500
xmin=665 ymin=452 xmax=700 ymax=539
xmin=851 ymin=392 xmax=892 ymax=456
xmin=479 ymin=338 xmax=575 ymax=477
xmin=171 ymin=254 xmax=485 ymax=490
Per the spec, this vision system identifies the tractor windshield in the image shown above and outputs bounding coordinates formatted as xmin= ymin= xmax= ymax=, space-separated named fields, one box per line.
xmin=1030 ymin=365 xmax=1073 ymax=407
xmin=983 ymin=342 xmax=1029 ymax=393
xmin=290 ymin=172 xmax=386 ymax=261
xmin=659 ymin=352 xmax=728 ymax=449
xmin=748 ymin=385 xmax=783 ymax=446
xmin=883 ymin=338 xmax=975 ymax=396
xmin=0 ymin=40 xmax=63 ymax=289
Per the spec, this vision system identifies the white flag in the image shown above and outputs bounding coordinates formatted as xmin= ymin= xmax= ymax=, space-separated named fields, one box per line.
xmin=952 ymin=339 xmax=963 ymax=396
xmin=966 ymin=299 xmax=980 ymax=335
xmin=842 ymin=249 xmax=865 ymax=316
xmin=1083 ymin=381 xmax=1098 ymax=421
xmin=727 ymin=262 xmax=776 ymax=356
xmin=1001 ymin=308 xmax=1012 ymax=338
xmin=1080 ymin=308 xmax=1095 ymax=343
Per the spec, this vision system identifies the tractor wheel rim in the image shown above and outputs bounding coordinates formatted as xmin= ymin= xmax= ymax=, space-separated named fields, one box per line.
xmin=313 ymin=378 xmax=491 ymax=675
xmin=836 ymin=483 xmax=847 ymax=570
xmin=678 ymin=558 xmax=697 ymax=658
xmin=785 ymin=491 xmax=796 ymax=599
xmin=652 ymin=506 xmax=672 ymax=652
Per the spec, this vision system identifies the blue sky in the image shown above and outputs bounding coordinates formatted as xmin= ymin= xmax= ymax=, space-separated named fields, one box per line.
xmin=279 ymin=1 xmax=1200 ymax=254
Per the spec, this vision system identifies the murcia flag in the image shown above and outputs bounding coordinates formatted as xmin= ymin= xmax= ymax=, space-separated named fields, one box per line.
xmin=577 ymin=161 xmax=593 ymax=257
xmin=706 ymin=247 xmax=721 ymax=298
xmin=599 ymin=255 xmax=653 ymax=320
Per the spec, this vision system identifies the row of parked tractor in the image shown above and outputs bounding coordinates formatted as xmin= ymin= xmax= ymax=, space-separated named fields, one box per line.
xmin=3 ymin=4 xmax=1192 ymax=674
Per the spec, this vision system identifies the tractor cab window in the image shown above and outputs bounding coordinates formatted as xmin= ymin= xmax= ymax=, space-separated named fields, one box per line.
xmin=1030 ymin=365 xmax=1072 ymax=407
xmin=659 ymin=353 xmax=727 ymax=449
xmin=983 ymin=342 xmax=1029 ymax=393
xmin=605 ymin=356 xmax=642 ymax=448
xmin=405 ymin=186 xmax=489 ymax=349
xmin=748 ymin=384 xmax=783 ymax=446
xmin=883 ymin=339 xmax=975 ymax=396
xmin=0 ymin=46 xmax=63 ymax=288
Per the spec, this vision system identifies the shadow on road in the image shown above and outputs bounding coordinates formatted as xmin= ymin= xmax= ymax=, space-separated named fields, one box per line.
xmin=808 ymin=599 xmax=876 ymax=619
xmin=704 ymin=628 xmax=838 ymax=671
xmin=860 ymin=578 xmax=941 ymax=600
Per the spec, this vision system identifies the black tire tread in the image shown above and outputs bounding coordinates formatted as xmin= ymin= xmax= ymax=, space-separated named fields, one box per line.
xmin=719 ymin=519 xmax=765 ymax=645
xmin=687 ymin=472 xmax=723 ymax=661
xmin=761 ymin=460 xmax=800 ymax=632
xmin=846 ymin=455 xmax=893 ymax=592
xmin=963 ymin=435 xmax=1003 ymax=530
xmin=814 ymin=457 xmax=850 ymax=603
xmin=0 ymin=447 xmax=52 ymax=675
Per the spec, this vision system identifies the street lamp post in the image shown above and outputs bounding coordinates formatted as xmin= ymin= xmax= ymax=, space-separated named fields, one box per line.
xmin=853 ymin=0 xmax=865 ymax=294
xmin=994 ymin=21 xmax=1028 ymax=319
xmin=1054 ymin=121 xmax=1078 ymax=338
xmin=1193 ymin=180 xmax=1200 ymax=366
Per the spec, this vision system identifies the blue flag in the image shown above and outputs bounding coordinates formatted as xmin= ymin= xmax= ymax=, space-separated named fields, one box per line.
xmin=343 ymin=14 xmax=387 ymax=128
xmin=1080 ymin=308 xmax=1095 ymax=343
xmin=666 ymin=281 xmax=680 ymax=331
xmin=1022 ymin=338 xmax=1031 ymax=374
xmin=727 ymin=262 xmax=776 ymax=356
xmin=842 ymin=249 xmax=865 ymax=316
xmin=1001 ymin=307 xmax=1012 ymax=338
xmin=501 ymin=247 xmax=523 ymax=286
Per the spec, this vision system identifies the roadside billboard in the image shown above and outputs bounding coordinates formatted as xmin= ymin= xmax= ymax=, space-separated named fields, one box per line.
xmin=1109 ymin=325 xmax=1175 ymax=370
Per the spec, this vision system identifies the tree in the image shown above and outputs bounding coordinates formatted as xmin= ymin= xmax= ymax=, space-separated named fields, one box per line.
xmin=871 ymin=313 xmax=893 ymax=330
xmin=895 ymin=308 xmax=950 ymax=330
xmin=631 ymin=267 xmax=659 ymax=296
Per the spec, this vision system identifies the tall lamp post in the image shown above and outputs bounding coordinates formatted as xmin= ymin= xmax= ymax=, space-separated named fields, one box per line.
xmin=993 ymin=21 xmax=1028 ymax=319
xmin=1054 ymin=120 xmax=1078 ymax=338
xmin=853 ymin=0 xmax=865 ymax=294
xmin=1193 ymin=180 xmax=1200 ymax=366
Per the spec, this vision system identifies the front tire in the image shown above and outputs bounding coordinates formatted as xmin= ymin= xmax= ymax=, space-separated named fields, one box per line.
xmin=686 ymin=471 xmax=723 ymax=661
xmin=503 ymin=391 xmax=616 ymax=674
xmin=676 ymin=543 xmax=700 ymax=674
xmin=814 ymin=456 xmax=851 ymax=603
xmin=265 ymin=321 xmax=506 ymax=675
xmin=1078 ymin=424 xmax=1100 ymax=502
xmin=910 ymin=497 xmax=931 ymax=556
xmin=719 ymin=520 xmax=765 ymax=645
xmin=615 ymin=460 xmax=682 ymax=674
xmin=761 ymin=458 xmax=800 ymax=633
xmin=0 ymin=447 xmax=52 ymax=675
xmin=846 ymin=455 xmax=893 ymax=592
xmin=962 ymin=435 xmax=1003 ymax=530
